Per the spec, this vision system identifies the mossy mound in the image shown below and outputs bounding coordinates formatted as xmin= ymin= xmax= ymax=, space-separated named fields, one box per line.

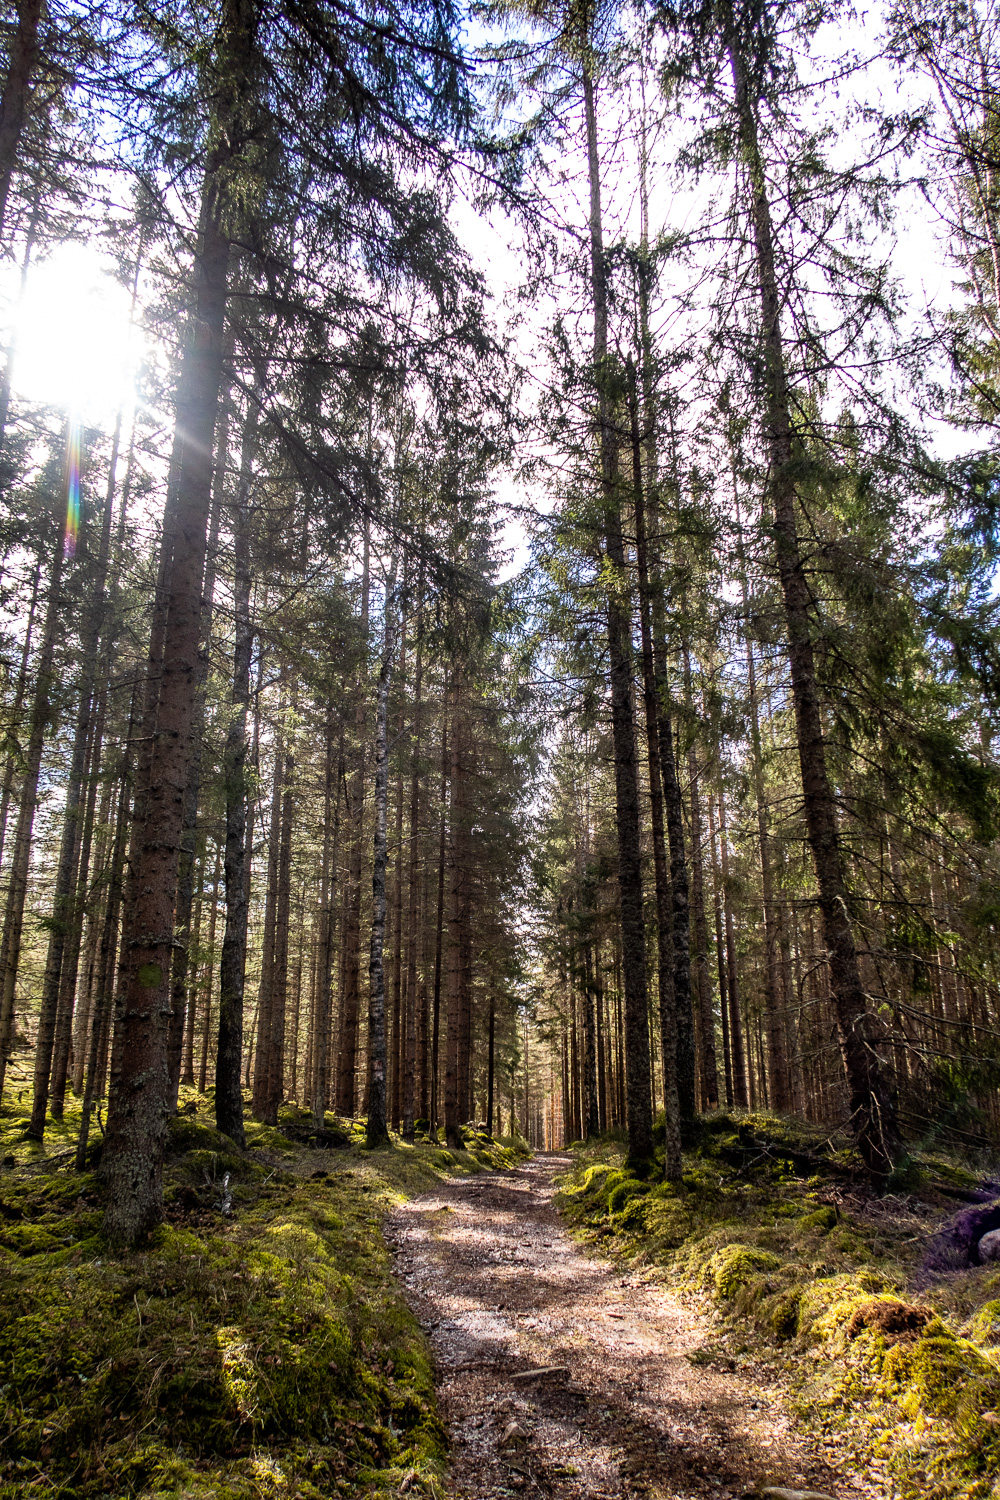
xmin=0 ymin=1093 xmax=525 ymax=1500
xmin=557 ymin=1115 xmax=1000 ymax=1499
xmin=707 ymin=1244 xmax=782 ymax=1300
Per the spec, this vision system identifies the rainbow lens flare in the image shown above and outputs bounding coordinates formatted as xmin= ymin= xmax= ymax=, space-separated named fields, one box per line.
xmin=64 ymin=419 xmax=80 ymax=558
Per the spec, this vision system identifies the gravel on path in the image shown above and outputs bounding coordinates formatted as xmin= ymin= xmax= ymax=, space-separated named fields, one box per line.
xmin=386 ymin=1153 xmax=878 ymax=1500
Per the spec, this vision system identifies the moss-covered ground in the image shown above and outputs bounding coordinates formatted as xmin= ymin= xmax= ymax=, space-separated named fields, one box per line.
xmin=0 ymin=1090 xmax=526 ymax=1500
xmin=558 ymin=1114 xmax=1000 ymax=1500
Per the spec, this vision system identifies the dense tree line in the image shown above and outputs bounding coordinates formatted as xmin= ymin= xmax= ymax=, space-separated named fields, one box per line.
xmin=2 ymin=0 xmax=1000 ymax=1244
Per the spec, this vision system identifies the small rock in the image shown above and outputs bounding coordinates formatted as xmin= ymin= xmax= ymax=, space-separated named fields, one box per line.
xmin=509 ymin=1477 xmax=526 ymax=1490
xmin=980 ymin=1229 xmax=1000 ymax=1261
xmin=500 ymin=1421 xmax=528 ymax=1446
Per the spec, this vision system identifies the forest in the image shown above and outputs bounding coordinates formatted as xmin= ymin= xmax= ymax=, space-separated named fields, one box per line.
xmin=4 ymin=0 xmax=1000 ymax=1493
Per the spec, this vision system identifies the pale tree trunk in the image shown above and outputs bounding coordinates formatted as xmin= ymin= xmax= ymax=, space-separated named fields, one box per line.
xmin=50 ymin=686 xmax=106 ymax=1117
xmin=444 ymin=677 xmax=465 ymax=1148
xmin=0 ymin=467 xmax=66 ymax=1098
xmin=366 ymin=562 xmax=398 ymax=1148
xmin=430 ymin=714 xmax=448 ymax=1138
xmin=264 ymin=728 xmax=294 ymax=1123
xmin=0 ymin=554 xmax=41 ymax=868
xmin=215 ymin=417 xmax=254 ymax=1144
xmin=75 ymin=686 xmax=138 ymax=1169
xmin=742 ymin=615 xmax=790 ymax=1111
xmin=30 ymin=411 xmax=123 ymax=1138
xmin=336 ymin=533 xmax=370 ymax=1118
xmin=582 ymin=54 xmax=653 ymax=1166
xmin=166 ymin=400 xmax=229 ymax=1111
xmin=390 ymin=613 xmax=407 ymax=1126
xmin=707 ymin=793 xmax=733 ymax=1107
xmin=727 ymin=18 xmax=901 ymax=1177
xmin=402 ymin=575 xmax=424 ymax=1140
xmin=628 ymin=359 xmax=682 ymax=1173
xmin=681 ymin=661 xmax=719 ymax=1110
xmin=312 ymin=719 xmax=342 ymax=1127
xmin=253 ymin=728 xmax=284 ymax=1116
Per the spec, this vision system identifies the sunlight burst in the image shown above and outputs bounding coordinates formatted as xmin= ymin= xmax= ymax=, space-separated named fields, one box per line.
xmin=9 ymin=242 xmax=138 ymax=425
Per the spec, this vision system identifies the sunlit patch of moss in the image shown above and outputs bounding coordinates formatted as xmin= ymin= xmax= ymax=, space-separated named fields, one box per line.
xmin=798 ymin=1205 xmax=837 ymax=1234
xmin=0 ymin=1093 xmax=519 ymax=1500
xmin=971 ymin=1299 xmax=1000 ymax=1346
xmin=706 ymin=1244 xmax=782 ymax=1300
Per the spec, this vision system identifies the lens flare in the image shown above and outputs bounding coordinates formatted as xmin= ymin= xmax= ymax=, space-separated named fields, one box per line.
xmin=64 ymin=419 xmax=80 ymax=558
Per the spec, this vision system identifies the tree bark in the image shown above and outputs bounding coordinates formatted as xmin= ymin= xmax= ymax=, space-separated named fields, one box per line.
xmin=100 ymin=56 xmax=241 ymax=1238
xmin=582 ymin=55 xmax=653 ymax=1167
xmin=727 ymin=19 xmax=901 ymax=1177
xmin=402 ymin=575 xmax=424 ymax=1140
xmin=30 ymin=413 xmax=122 ymax=1138
xmin=444 ymin=678 xmax=465 ymax=1148
xmin=312 ymin=718 xmax=343 ymax=1126
xmin=628 ymin=358 xmax=682 ymax=1173
xmin=0 ymin=468 xmax=66 ymax=1099
xmin=366 ymin=565 xmax=398 ymax=1148
xmin=429 ymin=713 xmax=448 ymax=1139
xmin=0 ymin=0 xmax=42 ymax=235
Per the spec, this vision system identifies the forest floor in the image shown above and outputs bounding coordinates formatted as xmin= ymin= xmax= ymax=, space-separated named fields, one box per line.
xmin=388 ymin=1152 xmax=866 ymax=1500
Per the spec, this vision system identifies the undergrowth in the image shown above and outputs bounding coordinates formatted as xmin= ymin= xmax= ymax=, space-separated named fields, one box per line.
xmin=558 ymin=1112 xmax=1000 ymax=1500
xmin=0 ymin=1089 xmax=526 ymax=1500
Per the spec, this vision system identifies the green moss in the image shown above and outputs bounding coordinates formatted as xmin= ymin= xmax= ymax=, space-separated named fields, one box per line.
xmin=708 ymin=1245 xmax=782 ymax=1301
xmin=884 ymin=1333 xmax=1000 ymax=1422
xmin=970 ymin=1299 xmax=1000 ymax=1346
xmin=798 ymin=1205 xmax=837 ymax=1233
xmin=768 ymin=1288 xmax=803 ymax=1339
xmin=0 ymin=1098 xmax=521 ymax=1500
xmin=558 ymin=1118 xmax=1000 ymax=1500
xmin=608 ymin=1179 xmax=650 ymax=1216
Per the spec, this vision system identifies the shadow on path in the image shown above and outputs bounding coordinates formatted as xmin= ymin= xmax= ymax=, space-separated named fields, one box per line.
xmin=387 ymin=1153 xmax=871 ymax=1500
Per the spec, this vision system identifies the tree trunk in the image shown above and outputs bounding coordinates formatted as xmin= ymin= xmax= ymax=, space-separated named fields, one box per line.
xmin=0 ymin=469 xmax=66 ymax=1099
xmin=444 ymin=680 xmax=464 ymax=1148
xmin=402 ymin=577 xmax=424 ymax=1140
xmin=312 ymin=718 xmax=343 ymax=1127
xmin=75 ymin=688 xmax=138 ymax=1170
xmin=366 ymin=565 xmax=398 ymax=1148
xmin=215 ymin=443 xmax=253 ymax=1145
xmin=50 ymin=685 xmax=107 ymax=1117
xmin=707 ymin=792 xmax=733 ymax=1108
xmin=628 ymin=358 xmax=682 ymax=1174
xmin=264 ymin=733 xmax=294 ymax=1124
xmin=582 ymin=55 xmax=653 ymax=1168
xmin=430 ymin=715 xmax=448 ymax=1139
xmin=727 ymin=20 xmax=901 ymax=1178
xmin=0 ymin=0 xmax=42 ymax=235
xmin=0 ymin=553 xmax=41 ymax=869
xmin=100 ymin=104 xmax=238 ymax=1241
xmin=717 ymin=781 xmax=748 ymax=1108
xmin=166 ymin=403 xmax=229 ymax=1111
xmin=30 ymin=415 xmax=122 ymax=1138
xmin=682 ymin=679 xmax=719 ymax=1110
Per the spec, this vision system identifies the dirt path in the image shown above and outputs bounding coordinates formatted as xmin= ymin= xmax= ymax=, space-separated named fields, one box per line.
xmin=387 ymin=1154 xmax=873 ymax=1500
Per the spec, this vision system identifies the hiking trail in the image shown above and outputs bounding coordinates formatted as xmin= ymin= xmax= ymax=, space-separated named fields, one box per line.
xmin=386 ymin=1154 xmax=878 ymax=1500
